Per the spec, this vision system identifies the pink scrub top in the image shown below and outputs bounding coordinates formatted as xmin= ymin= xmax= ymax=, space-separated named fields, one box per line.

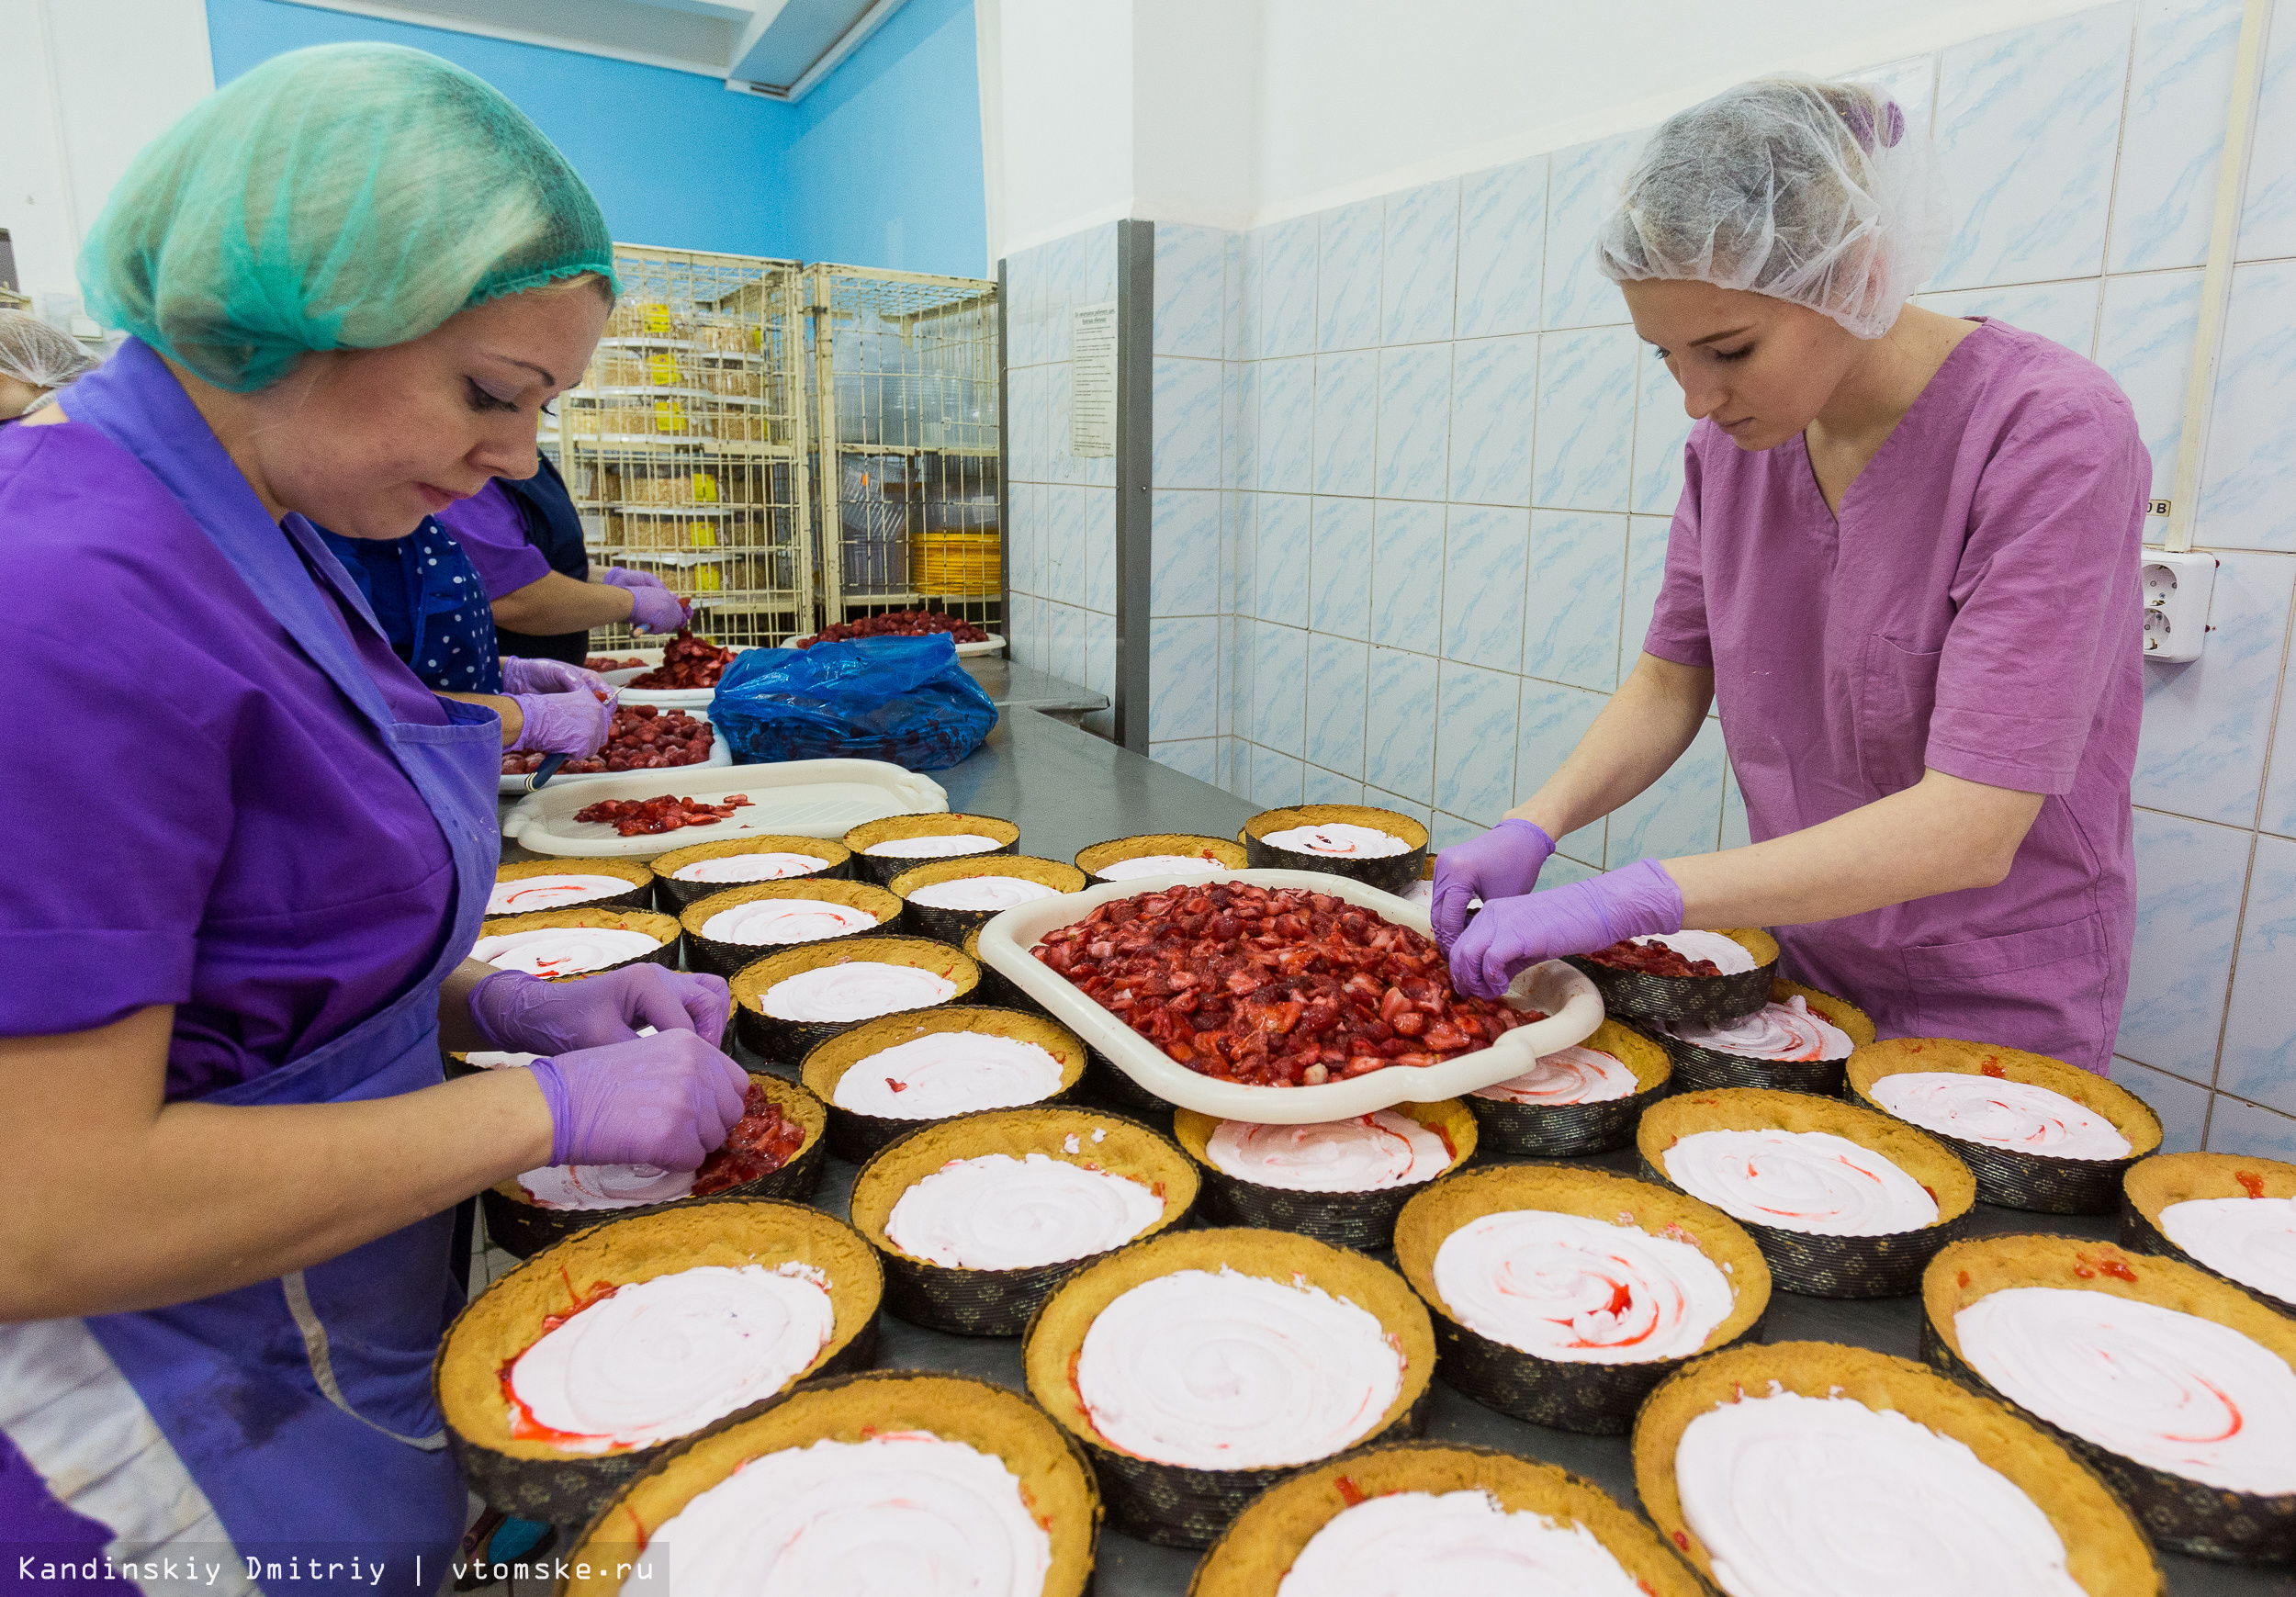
xmin=1644 ymin=320 xmax=2147 ymax=1075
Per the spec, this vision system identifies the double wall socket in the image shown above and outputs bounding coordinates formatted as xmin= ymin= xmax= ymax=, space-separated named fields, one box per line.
xmin=2141 ymin=549 xmax=2216 ymax=663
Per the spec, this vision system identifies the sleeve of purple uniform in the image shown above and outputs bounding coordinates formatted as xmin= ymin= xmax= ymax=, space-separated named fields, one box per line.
xmin=434 ymin=480 xmax=550 ymax=600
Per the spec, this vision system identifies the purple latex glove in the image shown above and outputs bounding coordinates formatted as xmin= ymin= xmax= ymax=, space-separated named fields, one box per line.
xmin=501 ymin=656 xmax=611 ymax=697
xmin=1448 ymin=858 xmax=1686 ymax=999
xmin=506 ymin=690 xmax=612 ymax=757
xmin=598 ymin=567 xmax=670 ymax=593
xmin=600 ymin=568 xmax=690 ymax=634
xmin=470 ymin=965 xmax=734 ymax=1053
xmin=1431 ymin=819 xmax=1556 ymax=955
xmin=525 ymin=1030 xmax=748 ymax=1170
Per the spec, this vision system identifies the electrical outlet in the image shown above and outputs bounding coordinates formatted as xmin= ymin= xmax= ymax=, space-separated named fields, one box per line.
xmin=2140 ymin=550 xmax=2217 ymax=663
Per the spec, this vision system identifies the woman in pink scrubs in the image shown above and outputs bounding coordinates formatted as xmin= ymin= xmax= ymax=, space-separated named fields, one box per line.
xmin=1435 ymin=76 xmax=2146 ymax=1075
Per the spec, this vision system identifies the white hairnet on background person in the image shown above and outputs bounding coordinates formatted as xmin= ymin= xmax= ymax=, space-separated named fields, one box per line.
xmin=1598 ymin=76 xmax=1949 ymax=339
xmin=0 ymin=310 xmax=99 ymax=390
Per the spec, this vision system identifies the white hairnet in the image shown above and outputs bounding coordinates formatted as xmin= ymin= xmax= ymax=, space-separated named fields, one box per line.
xmin=0 ymin=309 xmax=99 ymax=390
xmin=1598 ymin=76 xmax=1949 ymax=339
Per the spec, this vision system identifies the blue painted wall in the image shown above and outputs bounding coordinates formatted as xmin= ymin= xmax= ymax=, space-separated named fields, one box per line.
xmin=203 ymin=0 xmax=987 ymax=276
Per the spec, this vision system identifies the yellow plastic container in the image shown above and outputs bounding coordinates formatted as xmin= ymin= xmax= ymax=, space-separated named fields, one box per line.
xmin=912 ymin=532 xmax=1001 ymax=595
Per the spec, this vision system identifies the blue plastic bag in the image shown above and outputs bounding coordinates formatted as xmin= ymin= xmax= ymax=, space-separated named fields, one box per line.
xmin=709 ymin=633 xmax=998 ymax=771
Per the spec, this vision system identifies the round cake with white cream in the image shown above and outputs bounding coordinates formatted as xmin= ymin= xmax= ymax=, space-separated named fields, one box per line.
xmin=1205 ymin=1112 xmax=1452 ymax=1193
xmin=1473 ymin=1045 xmax=1639 ymax=1106
xmin=1273 ymin=1488 xmax=1648 ymax=1596
xmin=865 ymin=833 xmax=1004 ymax=859
xmin=1431 ymin=1209 xmax=1733 ymax=1364
xmin=1660 ymin=995 xmax=1852 ymax=1063
xmin=514 ymin=1163 xmax=694 ymax=1211
xmin=1259 ymin=823 xmax=1409 ymax=860
xmin=701 ymin=898 xmax=880 ymax=947
xmin=2158 ymin=1195 xmax=2296 ymax=1306
xmin=759 ymin=963 xmax=959 ymax=1022
xmin=472 ymin=926 xmax=662 ymax=978
xmin=487 ymin=874 xmax=634 ymax=917
xmin=1096 ymin=853 xmax=1228 ymax=881
xmin=884 ymin=1152 xmax=1164 ymax=1270
xmin=831 ymin=1032 xmax=1067 ymax=1119
xmin=906 ymin=875 xmax=1062 ymax=912
xmin=671 ymin=851 xmax=830 ymax=883
xmin=1662 ymin=1129 xmax=1939 ymax=1237
xmin=1871 ymin=1074 xmax=2132 ymax=1161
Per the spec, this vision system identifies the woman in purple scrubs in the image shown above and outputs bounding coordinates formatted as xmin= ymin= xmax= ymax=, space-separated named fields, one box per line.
xmin=0 ymin=46 xmax=749 ymax=1591
xmin=1436 ymin=76 xmax=2145 ymax=1076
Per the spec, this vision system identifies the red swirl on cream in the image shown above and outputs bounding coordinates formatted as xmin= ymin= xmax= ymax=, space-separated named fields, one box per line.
xmin=671 ymin=852 xmax=828 ymax=883
xmin=1954 ymin=1287 xmax=2296 ymax=1493
xmin=1661 ymin=1129 xmax=1938 ymax=1236
xmin=488 ymin=874 xmax=631 ymax=916
xmin=471 ymin=926 xmax=660 ymax=977
xmin=515 ymin=1162 xmax=692 ymax=1210
xmin=1430 ymin=1209 xmax=1733 ymax=1363
xmin=1471 ymin=1046 xmax=1638 ymax=1106
xmin=831 ymin=1033 xmax=1066 ymax=1119
xmin=1205 ymin=1111 xmax=1452 ymax=1192
xmin=1869 ymin=1074 xmax=2131 ymax=1160
xmin=1260 ymin=823 xmax=1409 ymax=858
xmin=1660 ymin=995 xmax=1851 ymax=1062
xmin=700 ymin=898 xmax=879 ymax=946
xmin=2160 ymin=1197 xmax=2296 ymax=1306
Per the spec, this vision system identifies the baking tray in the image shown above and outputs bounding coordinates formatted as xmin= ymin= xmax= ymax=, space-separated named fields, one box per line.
xmin=972 ymin=870 xmax=1604 ymax=1123
xmin=501 ymin=760 xmax=948 ymax=858
xmin=498 ymin=711 xmax=731 ymax=795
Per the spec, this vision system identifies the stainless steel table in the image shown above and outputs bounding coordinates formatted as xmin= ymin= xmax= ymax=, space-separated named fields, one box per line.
xmin=959 ymin=655 xmax=1110 ymax=718
xmin=481 ymin=711 xmax=2283 ymax=1594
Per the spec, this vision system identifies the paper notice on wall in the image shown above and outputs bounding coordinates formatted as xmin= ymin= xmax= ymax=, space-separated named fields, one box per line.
xmin=1071 ymin=300 xmax=1118 ymax=457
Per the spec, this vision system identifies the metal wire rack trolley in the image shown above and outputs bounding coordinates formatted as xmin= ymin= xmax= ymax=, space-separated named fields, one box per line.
xmin=805 ymin=264 xmax=1002 ymax=632
xmin=549 ymin=244 xmax=813 ymax=650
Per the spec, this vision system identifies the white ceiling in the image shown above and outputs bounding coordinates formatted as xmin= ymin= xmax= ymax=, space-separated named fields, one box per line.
xmin=281 ymin=0 xmax=907 ymax=97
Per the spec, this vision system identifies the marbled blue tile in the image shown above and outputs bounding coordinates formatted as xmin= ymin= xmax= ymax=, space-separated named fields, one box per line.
xmin=1382 ymin=180 xmax=1459 ymax=346
xmin=1050 ymin=599 xmax=1087 ymax=687
xmin=1252 ymin=744 xmax=1307 ymax=806
xmin=1154 ymin=223 xmax=1229 ymax=359
xmin=1365 ymin=647 xmax=1439 ymax=804
xmin=1441 ymin=504 xmax=1529 ymax=671
xmin=1254 ymin=623 xmax=1310 ymax=758
xmin=1084 ymin=222 xmax=1118 ymax=307
xmin=1435 ymin=660 xmax=1522 ymax=824
xmin=1721 ymin=766 xmax=1751 ymax=850
xmin=1853 ymin=53 xmax=1939 ymax=139
xmin=1535 ymin=326 xmax=1638 ymax=511
xmin=1378 ymin=344 xmax=1453 ymax=500
xmin=1260 ymin=216 xmax=1321 ymax=359
xmin=1084 ymin=488 xmax=1116 ymax=614
xmin=1306 ymin=633 xmax=1369 ymax=778
xmin=1007 ymin=243 xmax=1046 ymax=368
xmin=2113 ymin=1059 xmax=2212 ymax=1151
xmin=2133 ymin=550 xmax=2294 ymax=824
xmin=1224 ymin=233 xmax=1245 ymax=366
xmin=1256 ymin=355 xmax=1316 ymax=494
xmin=1914 ymin=279 xmax=2100 ymax=357
xmin=1225 ymin=737 xmax=1255 ymax=801
xmin=1319 ymin=200 xmax=1384 ymax=353
xmin=1432 ymin=812 xmax=1486 ymax=851
xmin=1152 ymin=489 xmax=1221 ymax=617
xmin=1151 ymin=616 xmax=1221 ymax=742
xmin=2095 ymin=270 xmax=2203 ymax=506
xmin=1607 ymin=719 xmax=1726 ymax=864
xmin=2117 ymin=809 xmax=2252 ymax=1076
xmin=1449 ymin=335 xmax=1538 ymax=507
xmin=1371 ymin=500 xmax=1445 ymax=649
xmin=1047 ymin=485 xmax=1086 ymax=608
xmin=1218 ymin=614 xmax=1236 ymax=737
xmin=1621 ymin=514 xmax=1672 ymax=676
xmin=2112 ymin=0 xmax=2243 ymax=273
xmin=1458 ymin=156 xmax=1548 ymax=341
xmin=2216 ymin=833 xmax=2296 ymax=1111
xmin=1007 ymin=366 xmax=1042 ymax=483
xmin=2264 ymin=656 xmax=2296 ymax=838
xmin=2239 ymin=0 xmax=2296 ymax=261
xmin=1365 ymin=787 xmax=1436 ymax=836
xmin=1516 ymin=677 xmax=1609 ymax=866
xmin=1231 ymin=362 xmax=1258 ymax=491
xmin=1229 ymin=491 xmax=1257 ymax=618
xmin=1007 ymin=593 xmax=1041 ymax=671
xmin=1255 ymin=493 xmax=1311 ymax=627
xmin=1310 ymin=496 xmax=1375 ymax=640
xmin=1086 ymin=610 xmax=1116 ymax=706
xmin=1632 ymin=344 xmax=1693 ymax=516
xmin=2198 ymin=260 xmax=2296 ymax=551
xmin=1930 ymin=5 xmax=2135 ymax=290
xmin=1152 ymin=738 xmax=1219 ymax=786
xmin=1524 ymin=510 xmax=1625 ymax=691
xmin=1154 ymin=357 xmax=1223 ymax=492
xmin=1542 ymin=133 xmax=1643 ymax=330
xmin=1538 ymin=853 xmax=1604 ymax=889
xmin=1313 ymin=350 xmax=1379 ymax=497
xmin=2209 ymin=1096 xmax=2296 ymax=1158
xmin=1044 ymin=358 xmax=1078 ymax=484
xmin=1043 ymin=231 xmax=1086 ymax=363
xmin=1227 ymin=613 xmax=1255 ymax=738
xmin=1237 ymin=229 xmax=1263 ymax=365
xmin=1006 ymin=482 xmax=1040 ymax=597
xmin=1306 ymin=766 xmax=1367 ymax=807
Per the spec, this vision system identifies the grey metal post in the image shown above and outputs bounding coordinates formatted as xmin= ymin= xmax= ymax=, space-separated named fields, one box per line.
xmin=1113 ymin=219 xmax=1154 ymax=753
xmin=996 ymin=257 xmax=1010 ymax=635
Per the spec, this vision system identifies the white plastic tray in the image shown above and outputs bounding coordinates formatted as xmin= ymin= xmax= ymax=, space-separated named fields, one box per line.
xmin=500 ymin=759 xmax=948 ymax=857
xmin=497 ymin=712 xmax=731 ymax=795
xmin=974 ymin=869 xmax=1603 ymax=1122
xmin=786 ymin=633 xmax=1006 ymax=658
xmin=602 ymin=646 xmax=760 ymax=709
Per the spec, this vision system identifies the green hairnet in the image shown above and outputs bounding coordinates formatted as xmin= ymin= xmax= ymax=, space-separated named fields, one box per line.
xmin=78 ymin=43 xmax=618 ymax=392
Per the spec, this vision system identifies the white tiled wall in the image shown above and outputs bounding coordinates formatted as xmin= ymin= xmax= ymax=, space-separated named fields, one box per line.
xmin=1121 ymin=0 xmax=2296 ymax=1157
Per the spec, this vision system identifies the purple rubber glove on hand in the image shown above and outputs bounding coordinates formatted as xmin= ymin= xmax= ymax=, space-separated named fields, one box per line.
xmin=598 ymin=568 xmax=670 ymax=594
xmin=506 ymin=690 xmax=613 ymax=757
xmin=470 ymin=965 xmax=734 ymax=1054
xmin=1431 ymin=819 xmax=1556 ymax=954
xmin=600 ymin=568 xmax=689 ymax=634
xmin=1448 ymin=857 xmax=1686 ymax=1000
xmin=501 ymin=656 xmax=611 ymax=697
xmin=525 ymin=1030 xmax=748 ymax=1170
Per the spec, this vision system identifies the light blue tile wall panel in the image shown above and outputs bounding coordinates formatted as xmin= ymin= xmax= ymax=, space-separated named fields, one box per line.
xmin=1382 ymin=179 xmax=1460 ymax=347
xmin=1534 ymin=326 xmax=1638 ymax=511
xmin=1152 ymin=489 xmax=1221 ymax=618
xmin=1254 ymin=622 xmax=1309 ymax=758
xmin=1151 ymin=738 xmax=1219 ymax=785
xmin=1514 ymin=681 xmax=1608 ymax=870
xmin=1154 ymin=357 xmax=1224 ymax=492
xmin=1378 ymin=344 xmax=1454 ymax=500
xmin=1441 ymin=505 xmax=1529 ymax=671
xmin=1313 ymin=350 xmax=1379 ymax=497
xmin=1365 ymin=787 xmax=1435 ymax=834
xmin=1542 ymin=133 xmax=1642 ymax=330
xmin=1150 ymin=617 xmax=1221 ymax=742
xmin=1224 ymin=234 xmax=1245 ymax=365
xmin=1914 ymin=279 xmax=2101 ymax=356
xmin=1621 ymin=514 xmax=1672 ymax=680
xmin=1228 ymin=490 xmax=1256 ymax=618
xmin=2110 ymin=0 xmax=2242 ymax=274
xmin=1310 ymin=496 xmax=1376 ymax=640
xmin=1084 ymin=488 xmax=1117 ymax=614
xmin=2096 ymin=270 xmax=2204 ymax=507
xmin=1044 ymin=360 xmax=1077 ymax=483
xmin=2115 ymin=1058 xmax=2212 ymax=1150
xmin=1043 ymin=231 xmax=1084 ymax=364
xmin=1007 ymin=243 xmax=1047 ymax=367
xmin=2262 ymin=669 xmax=2296 ymax=838
xmin=1237 ymin=230 xmax=1263 ymax=365
xmin=1538 ymin=854 xmax=1604 ymax=890
xmin=1319 ymin=200 xmax=1385 ymax=353
xmin=1524 ymin=510 xmax=1626 ymax=691
xmin=1632 ymin=345 xmax=1693 ymax=516
xmin=1255 ymin=493 xmax=1312 ymax=627
xmin=1365 ymin=647 xmax=1440 ymax=804
xmin=1448 ymin=336 xmax=1538 ymax=506
xmin=1231 ymin=362 xmax=1258 ymax=490
xmin=1260 ymin=216 xmax=1321 ymax=359
xmin=2217 ymin=832 xmax=2296 ymax=1111
xmin=1930 ymin=3 xmax=2135 ymax=290
xmin=1457 ymin=156 xmax=1548 ymax=340
xmin=1256 ymin=356 xmax=1316 ymax=493
xmin=1252 ymin=745 xmax=1307 ymax=805
xmin=1154 ymin=223 xmax=1229 ymax=359
xmin=1306 ymin=633 xmax=1370 ymax=778
xmin=1218 ymin=614 xmax=1237 ymax=737
xmin=2118 ymin=809 xmax=2252 ymax=1075
xmin=2211 ymin=1095 xmax=2296 ymax=1156
xmin=2131 ymin=549 xmax=2295 ymax=825
xmin=1305 ymin=765 xmax=1367 ymax=806
xmin=2239 ymin=0 xmax=2296 ymax=261
xmin=1050 ymin=599 xmax=1086 ymax=686
xmin=2198 ymin=260 xmax=2296 ymax=552
xmin=1371 ymin=500 xmax=1446 ymax=650
xmin=1435 ymin=660 xmax=1522 ymax=824
xmin=1047 ymin=485 xmax=1086 ymax=608
xmin=1607 ymin=719 xmax=1727 ymax=864
xmin=1432 ymin=812 xmax=1486 ymax=850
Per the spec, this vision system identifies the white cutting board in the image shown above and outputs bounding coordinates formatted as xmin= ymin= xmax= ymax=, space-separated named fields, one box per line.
xmin=500 ymin=759 xmax=948 ymax=857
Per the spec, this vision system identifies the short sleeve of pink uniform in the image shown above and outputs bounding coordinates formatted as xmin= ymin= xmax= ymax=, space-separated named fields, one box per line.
xmin=1642 ymin=439 xmax=1714 ymax=670
xmin=1923 ymin=388 xmax=2150 ymax=794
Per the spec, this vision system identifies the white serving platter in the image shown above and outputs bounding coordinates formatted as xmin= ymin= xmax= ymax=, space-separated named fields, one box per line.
xmin=974 ymin=868 xmax=1603 ymax=1123
xmin=785 ymin=632 xmax=1006 ymax=658
xmin=496 ymin=711 xmax=732 ymax=795
xmin=500 ymin=759 xmax=948 ymax=857
xmin=600 ymin=647 xmax=756 ymax=710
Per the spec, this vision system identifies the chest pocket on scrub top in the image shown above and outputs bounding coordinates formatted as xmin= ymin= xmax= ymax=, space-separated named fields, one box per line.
xmin=1855 ymin=633 xmax=1942 ymax=797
